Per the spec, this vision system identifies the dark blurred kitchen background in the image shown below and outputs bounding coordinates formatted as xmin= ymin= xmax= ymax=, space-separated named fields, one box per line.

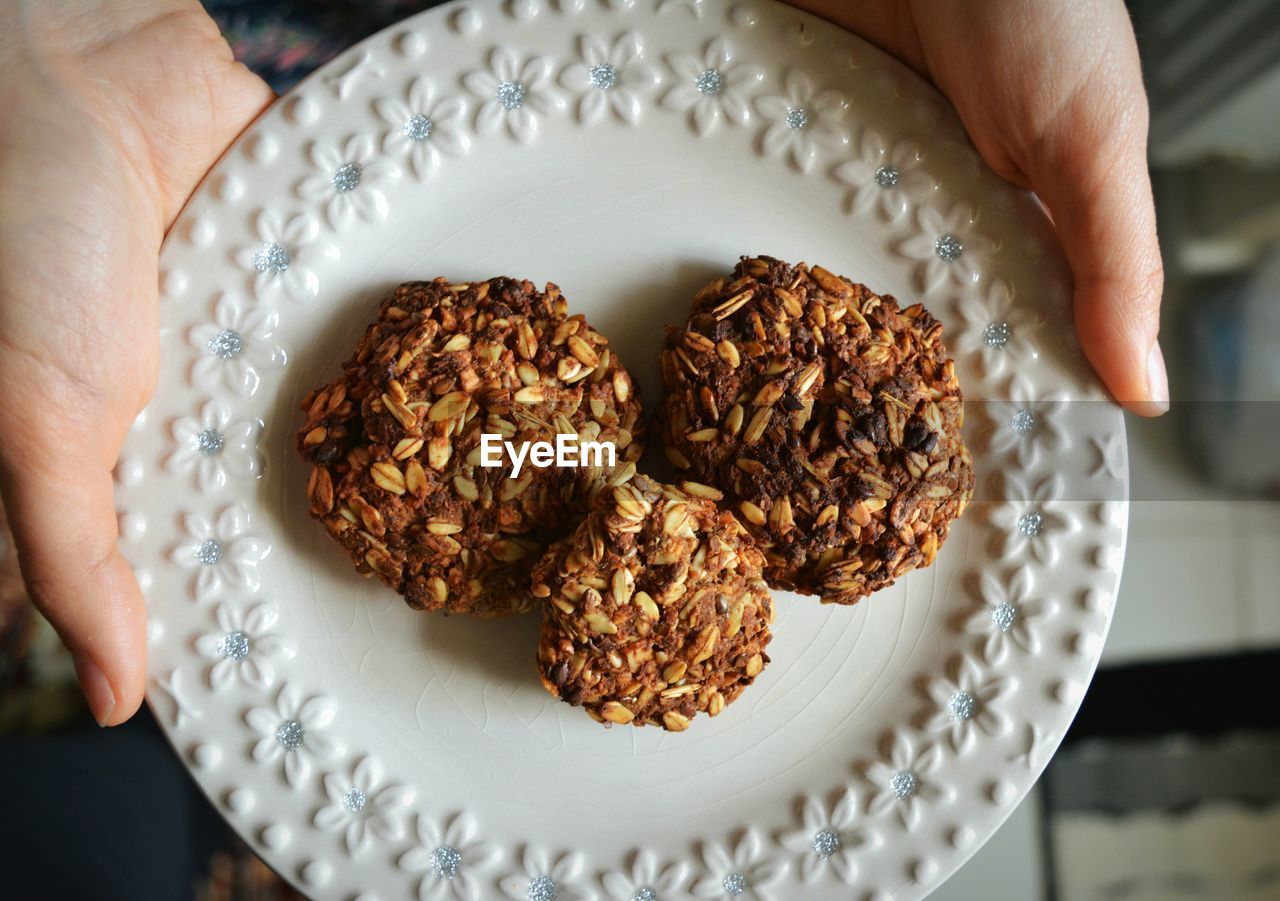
xmin=1 ymin=1 xmax=1278 ymax=899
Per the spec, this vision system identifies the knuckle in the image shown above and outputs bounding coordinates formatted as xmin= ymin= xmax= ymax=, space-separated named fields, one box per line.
xmin=1082 ymin=260 xmax=1164 ymax=334
xmin=19 ymin=553 xmax=94 ymax=624
xmin=21 ymin=572 xmax=62 ymax=617
xmin=1118 ymin=258 xmax=1165 ymax=311
xmin=19 ymin=543 xmax=115 ymax=620
xmin=1138 ymin=259 xmax=1165 ymax=300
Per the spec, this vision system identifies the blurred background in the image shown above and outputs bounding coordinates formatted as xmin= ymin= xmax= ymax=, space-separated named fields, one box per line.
xmin=1 ymin=1 xmax=1278 ymax=899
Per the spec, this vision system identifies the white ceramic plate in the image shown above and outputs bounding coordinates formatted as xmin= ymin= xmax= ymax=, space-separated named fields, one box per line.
xmin=121 ymin=1 xmax=1129 ymax=898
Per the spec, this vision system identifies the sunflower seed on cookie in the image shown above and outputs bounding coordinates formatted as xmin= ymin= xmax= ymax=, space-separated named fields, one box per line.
xmin=298 ymin=277 xmax=645 ymax=617
xmin=533 ymin=474 xmax=773 ymax=730
xmin=656 ymin=256 xmax=974 ymax=604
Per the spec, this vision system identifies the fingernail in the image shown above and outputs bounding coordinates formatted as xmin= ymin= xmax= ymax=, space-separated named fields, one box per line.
xmin=72 ymin=653 xmax=116 ymax=726
xmin=1147 ymin=340 xmax=1170 ymax=414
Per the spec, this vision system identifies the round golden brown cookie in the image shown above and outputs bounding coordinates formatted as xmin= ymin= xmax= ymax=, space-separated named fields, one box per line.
xmin=533 ymin=475 xmax=773 ymax=731
xmin=656 ymin=256 xmax=973 ymax=604
xmin=297 ymin=278 xmax=645 ymax=617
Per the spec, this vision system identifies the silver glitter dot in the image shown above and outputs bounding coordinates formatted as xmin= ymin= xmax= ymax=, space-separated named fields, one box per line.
xmin=207 ymin=329 xmax=243 ymax=359
xmin=695 ymin=68 xmax=723 ymax=95
xmin=631 ymin=889 xmax=657 ymax=901
xmin=983 ymin=322 xmax=1011 ymax=348
xmin=253 ymin=242 xmax=290 ymax=273
xmin=195 ymin=429 xmax=224 ymax=456
xmin=722 ymin=873 xmax=747 ymax=896
xmin=1010 ymin=409 xmax=1036 ymax=435
xmin=1017 ymin=511 xmax=1045 ymax=537
xmin=497 ymin=81 xmax=527 ymax=111
xmin=404 ymin=114 xmax=434 ymax=142
xmin=220 ymin=630 xmax=250 ymax=661
xmin=992 ymin=603 xmax=1018 ymax=633
xmin=946 ymin=690 xmax=977 ymax=720
xmin=194 ymin=539 xmax=223 ymax=566
xmin=890 ymin=770 xmax=918 ymax=800
xmin=343 ymin=788 xmax=366 ymax=812
xmin=589 ymin=63 xmax=619 ymax=91
xmin=432 ymin=846 xmax=462 ymax=880
xmin=812 ymin=829 xmax=841 ymax=859
xmin=935 ymin=234 xmax=964 ymax=262
xmin=874 ymin=165 xmax=900 ymax=188
xmin=527 ymin=875 xmax=558 ymax=901
xmin=331 ymin=162 xmax=362 ymax=193
xmin=785 ymin=107 xmax=810 ymax=129
xmin=275 ymin=719 xmax=305 ymax=750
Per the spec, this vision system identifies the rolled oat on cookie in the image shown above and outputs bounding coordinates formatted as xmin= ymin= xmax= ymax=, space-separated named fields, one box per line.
xmin=656 ymin=256 xmax=973 ymax=604
xmin=297 ymin=277 xmax=645 ymax=617
xmin=533 ymin=474 xmax=773 ymax=731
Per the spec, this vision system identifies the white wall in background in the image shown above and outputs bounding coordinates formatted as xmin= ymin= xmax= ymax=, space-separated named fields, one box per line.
xmin=1104 ymin=413 xmax=1280 ymax=665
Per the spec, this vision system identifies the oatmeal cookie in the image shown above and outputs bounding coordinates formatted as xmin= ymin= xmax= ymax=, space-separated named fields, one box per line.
xmin=656 ymin=256 xmax=973 ymax=604
xmin=533 ymin=475 xmax=773 ymax=731
xmin=298 ymin=278 xmax=645 ymax=616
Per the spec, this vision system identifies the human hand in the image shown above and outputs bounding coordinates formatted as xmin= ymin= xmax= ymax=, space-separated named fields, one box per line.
xmin=0 ymin=0 xmax=272 ymax=725
xmin=787 ymin=0 xmax=1168 ymax=416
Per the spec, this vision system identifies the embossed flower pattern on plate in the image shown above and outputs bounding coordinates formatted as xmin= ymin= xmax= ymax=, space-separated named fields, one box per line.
xmin=235 ymin=211 xmax=330 ymax=301
xmin=325 ymin=49 xmax=385 ymax=99
xmin=170 ymin=504 xmax=270 ymax=601
xmin=195 ymin=601 xmax=289 ymax=690
xmin=777 ymin=789 xmax=870 ymax=885
xmin=954 ymin=278 xmax=1036 ymax=379
xmin=189 ymin=293 xmax=285 ymax=397
xmin=375 ymin=77 xmax=470 ymax=180
xmin=963 ymin=566 xmax=1054 ymax=666
xmin=298 ymin=135 xmax=399 ymax=230
xmin=499 ymin=846 xmax=594 ymax=901
xmin=601 ymin=848 xmax=690 ymax=901
xmin=245 ymin=685 xmax=342 ymax=789
xmin=988 ymin=373 xmax=1068 ymax=469
xmin=832 ymin=129 xmax=933 ymax=221
xmin=691 ymin=829 xmax=786 ymax=900
xmin=662 ymin=37 xmax=763 ymax=136
xmin=920 ymin=656 xmax=1013 ymax=755
xmin=504 ymin=0 xmax=543 ymax=22
xmin=166 ymin=399 xmax=262 ymax=494
xmin=865 ymin=731 xmax=946 ymax=831
xmin=314 ymin=755 xmax=414 ymax=857
xmin=400 ymin=812 xmax=500 ymax=901
xmin=1091 ymin=431 xmax=1126 ymax=481
xmin=559 ymin=32 xmax=660 ymax=126
xmin=464 ymin=46 xmax=564 ymax=144
xmin=657 ymin=0 xmax=704 ymax=16
xmin=990 ymin=473 xmax=1072 ymax=566
xmin=897 ymin=202 xmax=995 ymax=293
xmin=754 ymin=68 xmax=848 ymax=172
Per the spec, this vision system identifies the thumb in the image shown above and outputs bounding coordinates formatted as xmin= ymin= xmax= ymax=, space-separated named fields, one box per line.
xmin=1020 ymin=94 xmax=1168 ymax=416
xmin=1 ymin=458 xmax=147 ymax=726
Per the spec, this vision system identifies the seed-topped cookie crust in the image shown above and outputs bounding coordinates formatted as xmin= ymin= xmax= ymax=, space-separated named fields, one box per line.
xmin=298 ymin=277 xmax=645 ymax=616
xmin=656 ymin=256 xmax=973 ymax=604
xmin=533 ymin=475 xmax=773 ymax=730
